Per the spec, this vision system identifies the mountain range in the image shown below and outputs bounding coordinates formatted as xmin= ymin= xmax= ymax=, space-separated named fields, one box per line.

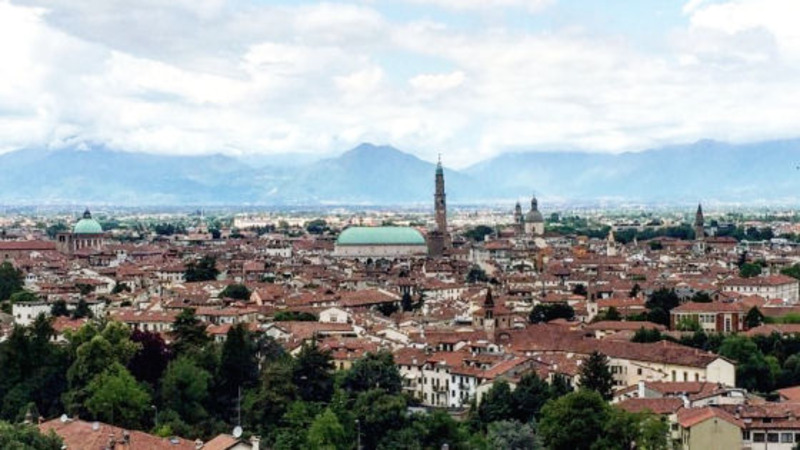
xmin=1 ymin=139 xmax=799 ymax=205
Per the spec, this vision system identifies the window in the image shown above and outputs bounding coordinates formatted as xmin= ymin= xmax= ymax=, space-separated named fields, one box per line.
xmin=768 ymin=433 xmax=779 ymax=443
xmin=742 ymin=431 xmax=750 ymax=440
xmin=753 ymin=433 xmax=765 ymax=443
xmin=781 ymin=433 xmax=793 ymax=443
xmin=637 ymin=368 xmax=642 ymax=375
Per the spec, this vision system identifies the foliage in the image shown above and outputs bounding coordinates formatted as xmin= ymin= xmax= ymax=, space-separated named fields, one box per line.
xmin=85 ymin=362 xmax=152 ymax=429
xmin=341 ymin=351 xmax=402 ymax=396
xmin=739 ymin=262 xmax=763 ymax=278
xmin=676 ymin=317 xmax=701 ymax=332
xmin=463 ymin=225 xmax=494 ymax=242
xmin=579 ymin=351 xmax=614 ymax=401
xmin=274 ymin=311 xmax=318 ymax=321
xmin=512 ymin=373 xmax=553 ymax=424
xmin=781 ymin=264 xmax=800 ymax=280
xmin=0 ymin=261 xmax=23 ymax=301
xmin=71 ymin=298 xmax=93 ymax=319
xmin=529 ymin=303 xmax=575 ymax=324
xmin=305 ymin=219 xmax=328 ymax=235
xmin=539 ymin=390 xmax=611 ymax=450
xmin=691 ymin=292 xmax=713 ymax=303
xmin=631 ymin=327 xmax=666 ymax=343
xmin=719 ymin=335 xmax=774 ymax=393
xmin=220 ymin=283 xmax=251 ymax=300
xmin=160 ymin=356 xmax=212 ymax=428
xmin=488 ymin=420 xmax=541 ymax=449
xmin=9 ymin=290 xmax=38 ymax=304
xmin=466 ymin=266 xmax=489 ymax=284
xmin=307 ymin=408 xmax=347 ymax=450
xmin=50 ymin=299 xmax=69 ymax=317
xmin=645 ymin=288 xmax=680 ymax=327
xmin=0 ymin=421 xmax=63 ymax=449
xmin=745 ymin=306 xmax=765 ymax=329
xmin=293 ymin=341 xmax=334 ymax=403
xmin=172 ymin=309 xmax=210 ymax=356
xmin=128 ymin=329 xmax=172 ymax=387
xmin=375 ymin=302 xmax=399 ymax=317
xmin=184 ymin=256 xmax=219 ymax=282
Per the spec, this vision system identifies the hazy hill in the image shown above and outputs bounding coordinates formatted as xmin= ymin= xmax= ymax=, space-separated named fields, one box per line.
xmin=1 ymin=139 xmax=799 ymax=205
xmin=465 ymin=139 xmax=800 ymax=203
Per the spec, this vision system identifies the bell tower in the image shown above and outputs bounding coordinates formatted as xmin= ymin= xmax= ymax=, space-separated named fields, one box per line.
xmin=428 ymin=155 xmax=449 ymax=256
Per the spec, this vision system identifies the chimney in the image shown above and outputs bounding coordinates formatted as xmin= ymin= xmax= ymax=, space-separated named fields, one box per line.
xmin=680 ymin=394 xmax=690 ymax=408
xmin=194 ymin=438 xmax=204 ymax=449
xmin=637 ymin=380 xmax=646 ymax=398
xmin=250 ymin=436 xmax=260 ymax=450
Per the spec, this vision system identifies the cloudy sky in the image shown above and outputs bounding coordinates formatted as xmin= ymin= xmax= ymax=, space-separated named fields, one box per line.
xmin=1 ymin=0 xmax=799 ymax=167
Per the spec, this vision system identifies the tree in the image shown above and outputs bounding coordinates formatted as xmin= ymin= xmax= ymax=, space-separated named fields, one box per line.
xmin=184 ymin=256 xmax=219 ymax=282
xmin=572 ymin=284 xmax=587 ymax=297
xmin=579 ymin=351 xmax=614 ymax=401
xmin=740 ymin=262 xmax=762 ymax=278
xmin=719 ymin=335 xmax=773 ymax=392
xmin=353 ymin=389 xmax=408 ymax=450
xmin=0 ymin=421 xmax=63 ymax=449
xmin=476 ymin=380 xmax=515 ymax=427
xmin=631 ymin=327 xmax=664 ymax=343
xmin=676 ymin=317 xmax=701 ymax=332
xmin=629 ymin=284 xmax=642 ymax=298
xmin=243 ymin=358 xmax=297 ymax=439
xmin=293 ymin=341 xmax=334 ymax=403
xmin=463 ymin=225 xmax=494 ymax=242
xmin=50 ymin=299 xmax=69 ymax=317
xmin=0 ymin=261 xmax=23 ymax=301
xmin=220 ymin=283 xmax=250 ymax=300
xmin=71 ymin=298 xmax=93 ymax=319
xmin=341 ymin=351 xmax=402 ymax=396
xmin=487 ymin=420 xmax=541 ymax=450
xmin=128 ymin=329 xmax=171 ymax=387
xmin=550 ymin=374 xmax=573 ymax=398
xmin=782 ymin=264 xmax=800 ymax=280
xmin=745 ymin=306 xmax=765 ymax=329
xmin=172 ymin=308 xmax=210 ymax=356
xmin=160 ymin=356 xmax=211 ymax=427
xmin=85 ymin=362 xmax=152 ymax=429
xmin=305 ymin=219 xmax=327 ymax=235
xmin=375 ymin=302 xmax=398 ymax=317
xmin=216 ymin=324 xmax=259 ymax=420
xmin=307 ymin=408 xmax=346 ymax=450
xmin=691 ymin=292 xmax=713 ymax=303
xmin=466 ymin=266 xmax=489 ymax=284
xmin=604 ymin=306 xmax=622 ymax=321
xmin=645 ymin=288 xmax=680 ymax=327
xmin=539 ymin=390 xmax=610 ymax=450
xmin=9 ymin=290 xmax=38 ymax=304
xmin=274 ymin=311 xmax=317 ymax=321
xmin=512 ymin=373 xmax=552 ymax=423
xmin=529 ymin=303 xmax=574 ymax=324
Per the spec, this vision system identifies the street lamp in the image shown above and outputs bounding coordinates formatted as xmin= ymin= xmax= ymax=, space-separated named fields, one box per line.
xmin=151 ymin=405 xmax=158 ymax=428
xmin=355 ymin=419 xmax=361 ymax=450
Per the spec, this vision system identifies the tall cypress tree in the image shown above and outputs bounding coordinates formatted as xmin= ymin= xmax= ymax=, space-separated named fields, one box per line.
xmin=579 ymin=351 xmax=614 ymax=401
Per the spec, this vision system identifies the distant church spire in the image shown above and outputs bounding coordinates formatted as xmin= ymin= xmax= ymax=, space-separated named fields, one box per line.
xmin=428 ymin=154 xmax=449 ymax=257
xmin=695 ymin=203 xmax=705 ymax=239
xmin=83 ymin=208 xmax=92 ymax=219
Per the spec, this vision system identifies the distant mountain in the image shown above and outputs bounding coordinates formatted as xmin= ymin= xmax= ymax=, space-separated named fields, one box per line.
xmin=273 ymin=143 xmax=480 ymax=204
xmin=465 ymin=139 xmax=800 ymax=203
xmin=1 ymin=139 xmax=799 ymax=205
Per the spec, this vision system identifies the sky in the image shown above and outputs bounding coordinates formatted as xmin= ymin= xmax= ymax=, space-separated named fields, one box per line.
xmin=1 ymin=0 xmax=800 ymax=168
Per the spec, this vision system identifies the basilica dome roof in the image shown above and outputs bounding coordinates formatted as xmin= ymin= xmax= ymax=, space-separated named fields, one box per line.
xmin=73 ymin=210 xmax=103 ymax=234
xmin=337 ymin=226 xmax=426 ymax=246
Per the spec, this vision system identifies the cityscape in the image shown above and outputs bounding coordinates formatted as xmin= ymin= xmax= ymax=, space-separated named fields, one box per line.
xmin=3 ymin=1 xmax=800 ymax=450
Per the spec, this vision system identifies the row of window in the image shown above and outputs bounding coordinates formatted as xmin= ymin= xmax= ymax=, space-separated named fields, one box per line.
xmin=745 ymin=431 xmax=800 ymax=443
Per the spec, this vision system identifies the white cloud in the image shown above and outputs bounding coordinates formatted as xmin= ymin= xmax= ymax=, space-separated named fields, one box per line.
xmin=401 ymin=0 xmax=554 ymax=13
xmin=1 ymin=0 xmax=800 ymax=168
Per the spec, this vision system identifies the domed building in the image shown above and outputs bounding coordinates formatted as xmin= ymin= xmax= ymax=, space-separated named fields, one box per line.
xmin=523 ymin=196 xmax=545 ymax=236
xmin=333 ymin=226 xmax=428 ymax=260
xmin=56 ymin=209 xmax=106 ymax=255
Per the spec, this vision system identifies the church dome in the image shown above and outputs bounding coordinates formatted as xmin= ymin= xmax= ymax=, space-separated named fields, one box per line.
xmin=73 ymin=209 xmax=103 ymax=234
xmin=337 ymin=226 xmax=426 ymax=246
xmin=525 ymin=197 xmax=544 ymax=223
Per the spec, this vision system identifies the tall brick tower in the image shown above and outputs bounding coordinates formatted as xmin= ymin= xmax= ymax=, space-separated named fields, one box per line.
xmin=428 ymin=156 xmax=449 ymax=256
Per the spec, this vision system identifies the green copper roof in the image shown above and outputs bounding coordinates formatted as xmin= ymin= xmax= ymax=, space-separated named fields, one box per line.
xmin=337 ymin=227 xmax=426 ymax=246
xmin=73 ymin=218 xmax=103 ymax=234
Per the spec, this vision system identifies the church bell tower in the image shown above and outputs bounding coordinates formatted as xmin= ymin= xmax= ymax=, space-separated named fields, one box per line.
xmin=428 ymin=156 xmax=449 ymax=256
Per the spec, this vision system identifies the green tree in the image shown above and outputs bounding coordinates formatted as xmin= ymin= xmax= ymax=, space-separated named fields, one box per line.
xmin=676 ymin=317 xmax=701 ymax=332
xmin=631 ymin=327 xmax=664 ymax=343
xmin=539 ymin=390 xmax=610 ymax=450
xmin=216 ymin=324 xmax=259 ymax=420
xmin=274 ymin=311 xmax=318 ymax=321
xmin=466 ymin=266 xmax=489 ymax=284
xmin=645 ymin=288 xmax=680 ymax=326
xmin=739 ymin=262 xmax=762 ymax=278
xmin=529 ymin=303 xmax=575 ymax=324
xmin=488 ymin=420 xmax=541 ymax=450
xmin=745 ymin=306 xmax=765 ymax=329
xmin=550 ymin=374 xmax=573 ymax=398
xmin=512 ymin=373 xmax=552 ymax=423
xmin=243 ymin=358 xmax=297 ymax=440
xmin=184 ymin=256 xmax=219 ymax=282
xmin=0 ymin=261 xmax=23 ymax=301
xmin=719 ymin=335 xmax=774 ymax=392
xmin=9 ymin=290 xmax=38 ymax=304
xmin=306 ymin=219 xmax=328 ymax=235
xmin=293 ymin=341 xmax=334 ymax=403
xmin=71 ymin=298 xmax=93 ymax=319
xmin=341 ymin=351 xmax=402 ymax=396
xmin=781 ymin=264 xmax=800 ymax=280
xmin=691 ymin=292 xmax=713 ymax=303
xmin=50 ymin=299 xmax=69 ymax=317
xmin=172 ymin=308 xmax=210 ymax=356
xmin=0 ymin=421 xmax=63 ymax=449
xmin=579 ymin=351 xmax=614 ymax=401
xmin=160 ymin=356 xmax=211 ymax=427
xmin=307 ymin=408 xmax=347 ymax=450
xmin=353 ymin=389 xmax=407 ymax=450
xmin=220 ymin=283 xmax=250 ymax=300
xmin=463 ymin=225 xmax=494 ymax=242
xmin=85 ymin=362 xmax=152 ymax=429
xmin=476 ymin=380 xmax=515 ymax=427
xmin=604 ymin=306 xmax=622 ymax=321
